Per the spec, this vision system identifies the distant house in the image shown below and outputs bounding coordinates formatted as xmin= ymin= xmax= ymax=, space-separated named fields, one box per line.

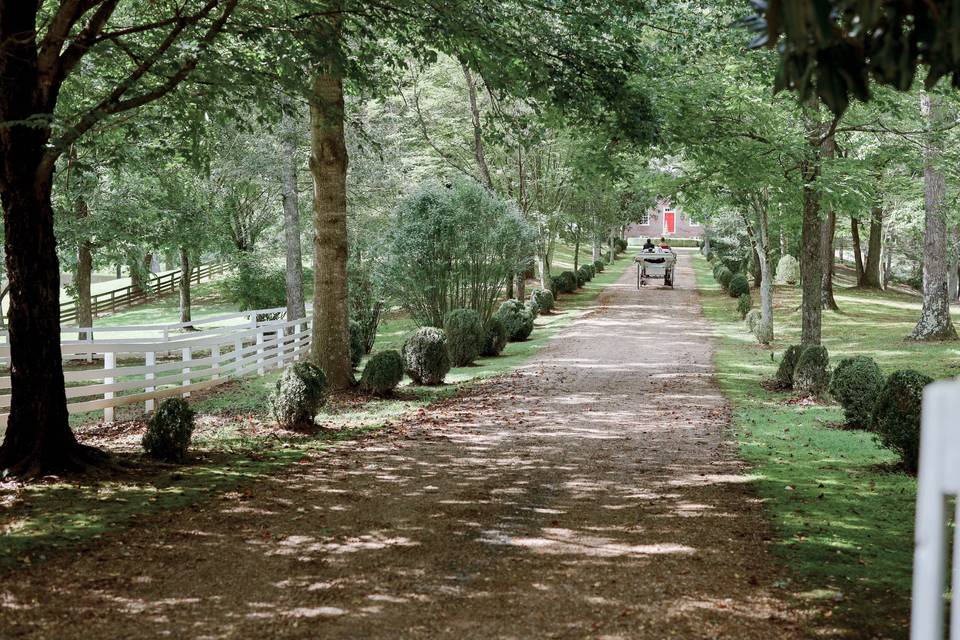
xmin=624 ymin=201 xmax=702 ymax=242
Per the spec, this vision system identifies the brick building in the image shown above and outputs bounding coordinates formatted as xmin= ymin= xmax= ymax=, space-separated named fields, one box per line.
xmin=624 ymin=201 xmax=702 ymax=242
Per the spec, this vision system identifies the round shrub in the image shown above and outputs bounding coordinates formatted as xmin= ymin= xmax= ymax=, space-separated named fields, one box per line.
xmin=737 ymin=293 xmax=752 ymax=319
xmin=526 ymin=298 xmax=540 ymax=319
xmin=497 ymin=299 xmax=535 ymax=342
xmin=360 ymin=350 xmax=404 ymax=395
xmin=548 ymin=276 xmax=563 ymax=298
xmin=717 ymin=267 xmax=734 ymax=290
xmin=793 ymin=345 xmax=830 ymax=396
xmin=873 ymin=370 xmax=933 ymax=473
xmin=729 ymin=273 xmax=750 ymax=298
xmin=829 ymin=356 xmax=884 ymax=429
xmin=745 ymin=309 xmax=762 ymax=334
xmin=444 ymin=309 xmax=484 ymax=367
xmin=713 ymin=262 xmax=726 ymax=280
xmin=775 ymin=255 xmax=800 ymax=285
xmin=614 ymin=238 xmax=628 ymax=253
xmin=530 ymin=288 xmax=554 ymax=314
xmin=349 ymin=319 xmax=364 ymax=368
xmin=402 ymin=327 xmax=451 ymax=385
xmin=593 ymin=260 xmax=604 ymax=273
xmin=575 ymin=268 xmax=587 ymax=287
xmin=270 ymin=362 xmax=328 ymax=430
xmin=775 ymin=344 xmax=805 ymax=389
xmin=558 ymin=271 xmax=577 ymax=294
xmin=481 ymin=316 xmax=509 ymax=357
xmin=142 ymin=398 xmax=195 ymax=462
xmin=585 ymin=264 xmax=596 ymax=278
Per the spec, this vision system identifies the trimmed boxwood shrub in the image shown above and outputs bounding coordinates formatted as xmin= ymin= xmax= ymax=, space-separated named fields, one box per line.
xmin=873 ymin=370 xmax=933 ymax=473
xmin=481 ymin=316 xmax=509 ymax=357
xmin=728 ymin=273 xmax=750 ymax=298
xmin=736 ymin=293 xmax=752 ymax=319
xmin=575 ymin=268 xmax=587 ymax=287
xmin=402 ymin=327 xmax=451 ymax=385
xmin=444 ymin=309 xmax=484 ymax=367
xmin=142 ymin=398 xmax=195 ymax=462
xmin=497 ymin=299 xmax=534 ymax=342
xmin=270 ymin=362 xmax=328 ymax=430
xmin=558 ymin=271 xmax=577 ymax=294
xmin=614 ymin=238 xmax=627 ymax=253
xmin=360 ymin=350 xmax=404 ymax=395
xmin=349 ymin=319 xmax=364 ymax=368
xmin=829 ymin=356 xmax=884 ymax=429
xmin=745 ymin=309 xmax=761 ymax=334
xmin=593 ymin=260 xmax=604 ymax=273
xmin=793 ymin=345 xmax=830 ymax=396
xmin=525 ymin=299 xmax=540 ymax=319
xmin=716 ymin=266 xmax=734 ymax=290
xmin=548 ymin=275 xmax=562 ymax=297
xmin=530 ymin=288 xmax=554 ymax=314
xmin=775 ymin=345 xmax=805 ymax=389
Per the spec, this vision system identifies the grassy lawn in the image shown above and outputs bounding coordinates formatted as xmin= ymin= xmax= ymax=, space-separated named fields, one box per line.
xmin=1 ymin=250 xmax=634 ymax=566
xmin=692 ymin=254 xmax=960 ymax=636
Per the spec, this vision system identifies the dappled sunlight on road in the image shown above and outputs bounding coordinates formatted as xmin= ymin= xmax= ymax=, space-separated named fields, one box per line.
xmin=0 ymin=252 xmax=816 ymax=639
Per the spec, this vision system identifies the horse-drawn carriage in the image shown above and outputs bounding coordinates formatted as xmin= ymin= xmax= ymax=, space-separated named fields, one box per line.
xmin=635 ymin=250 xmax=676 ymax=288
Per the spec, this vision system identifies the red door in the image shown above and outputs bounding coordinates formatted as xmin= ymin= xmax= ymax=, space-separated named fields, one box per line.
xmin=664 ymin=211 xmax=676 ymax=235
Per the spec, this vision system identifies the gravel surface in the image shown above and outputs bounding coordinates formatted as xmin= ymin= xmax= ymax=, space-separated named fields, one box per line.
xmin=0 ymin=252 xmax=817 ymax=639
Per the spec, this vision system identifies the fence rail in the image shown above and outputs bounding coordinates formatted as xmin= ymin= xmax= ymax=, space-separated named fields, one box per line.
xmin=0 ymin=307 xmax=310 ymax=426
xmin=57 ymin=262 xmax=230 ymax=324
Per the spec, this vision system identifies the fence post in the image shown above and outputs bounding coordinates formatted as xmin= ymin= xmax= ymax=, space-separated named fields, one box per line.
xmin=256 ymin=330 xmax=265 ymax=376
xmin=145 ymin=351 xmax=156 ymax=412
xmin=212 ymin=344 xmax=221 ymax=379
xmin=182 ymin=347 xmax=192 ymax=397
xmin=234 ymin=336 xmax=242 ymax=373
xmin=104 ymin=351 xmax=115 ymax=423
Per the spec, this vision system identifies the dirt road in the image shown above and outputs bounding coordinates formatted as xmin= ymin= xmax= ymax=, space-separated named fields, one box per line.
xmin=0 ymin=252 xmax=811 ymax=639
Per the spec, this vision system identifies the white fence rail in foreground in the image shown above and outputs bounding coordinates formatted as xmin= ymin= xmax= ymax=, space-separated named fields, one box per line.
xmin=912 ymin=379 xmax=960 ymax=640
xmin=0 ymin=308 xmax=312 ymax=426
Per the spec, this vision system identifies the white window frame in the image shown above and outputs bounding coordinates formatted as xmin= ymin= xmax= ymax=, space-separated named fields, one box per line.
xmin=638 ymin=211 xmax=650 ymax=225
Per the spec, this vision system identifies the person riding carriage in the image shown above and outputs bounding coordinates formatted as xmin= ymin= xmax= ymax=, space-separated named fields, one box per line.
xmin=635 ymin=238 xmax=676 ymax=287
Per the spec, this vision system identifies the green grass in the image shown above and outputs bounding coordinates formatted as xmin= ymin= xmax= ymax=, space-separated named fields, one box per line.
xmin=691 ymin=254 xmax=960 ymax=636
xmin=550 ymin=242 xmax=602 ymax=273
xmin=1 ymin=248 xmax=635 ymax=565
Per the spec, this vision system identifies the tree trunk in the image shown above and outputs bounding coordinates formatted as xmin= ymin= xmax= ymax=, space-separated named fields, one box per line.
xmin=179 ymin=247 xmax=193 ymax=327
xmin=862 ymin=205 xmax=884 ymax=288
xmin=851 ymin=217 xmax=865 ymax=282
xmin=462 ymin=64 xmax=494 ymax=190
xmin=750 ymin=245 xmax=761 ymax=288
xmin=799 ymin=115 xmax=823 ymax=345
xmin=573 ymin=235 xmax=581 ymax=273
xmin=949 ymin=227 xmax=960 ymax=303
xmin=309 ymin=69 xmax=354 ymax=388
xmin=820 ymin=132 xmax=838 ymax=311
xmin=910 ymin=92 xmax=958 ymax=341
xmin=820 ymin=207 xmax=838 ymax=310
xmin=76 ymin=238 xmax=93 ymax=338
xmin=0 ymin=148 xmax=93 ymax=475
xmin=515 ymin=272 xmax=525 ymax=301
xmin=741 ymin=206 xmax=773 ymax=344
xmin=280 ymin=100 xmax=306 ymax=322
xmin=883 ymin=232 xmax=893 ymax=289
xmin=592 ymin=234 xmax=601 ymax=262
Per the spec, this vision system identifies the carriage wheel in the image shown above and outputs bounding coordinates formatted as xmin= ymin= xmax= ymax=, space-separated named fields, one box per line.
xmin=665 ymin=268 xmax=673 ymax=287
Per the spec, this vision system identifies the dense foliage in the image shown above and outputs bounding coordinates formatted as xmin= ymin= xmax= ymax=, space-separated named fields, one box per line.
xmin=873 ymin=370 xmax=934 ymax=473
xmin=402 ymin=328 xmax=451 ymax=385
xmin=360 ymin=350 xmax=405 ymax=396
xmin=269 ymin=363 xmax=328 ymax=430
xmin=444 ymin=309 xmax=484 ymax=367
xmin=381 ymin=180 xmax=534 ymax=327
xmin=829 ymin=356 xmax=885 ymax=429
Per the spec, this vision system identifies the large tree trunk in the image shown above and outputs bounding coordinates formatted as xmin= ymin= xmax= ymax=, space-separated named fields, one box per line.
xmin=799 ymin=115 xmax=823 ymax=345
xmin=309 ymin=69 xmax=353 ymax=388
xmin=573 ymin=235 xmax=581 ymax=273
xmin=280 ymin=102 xmax=306 ymax=322
xmin=179 ymin=247 xmax=193 ymax=327
xmin=742 ymin=205 xmax=773 ymax=345
xmin=883 ymin=231 xmax=894 ymax=289
xmin=0 ymin=15 xmax=101 ymax=475
xmin=862 ymin=204 xmax=884 ymax=288
xmin=851 ymin=217 xmax=865 ymax=282
xmin=949 ymin=227 xmax=960 ymax=303
xmin=910 ymin=93 xmax=958 ymax=341
xmin=750 ymin=245 xmax=761 ymax=288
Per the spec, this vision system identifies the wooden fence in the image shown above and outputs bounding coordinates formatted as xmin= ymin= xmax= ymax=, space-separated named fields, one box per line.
xmin=58 ymin=262 xmax=230 ymax=324
xmin=0 ymin=307 xmax=311 ymax=426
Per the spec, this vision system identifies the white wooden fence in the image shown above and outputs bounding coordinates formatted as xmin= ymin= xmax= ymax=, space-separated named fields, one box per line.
xmin=0 ymin=308 xmax=312 ymax=425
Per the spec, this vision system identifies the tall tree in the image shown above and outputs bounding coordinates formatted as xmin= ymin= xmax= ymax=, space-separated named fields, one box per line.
xmin=0 ymin=1 xmax=239 ymax=476
xmin=910 ymin=92 xmax=957 ymax=340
